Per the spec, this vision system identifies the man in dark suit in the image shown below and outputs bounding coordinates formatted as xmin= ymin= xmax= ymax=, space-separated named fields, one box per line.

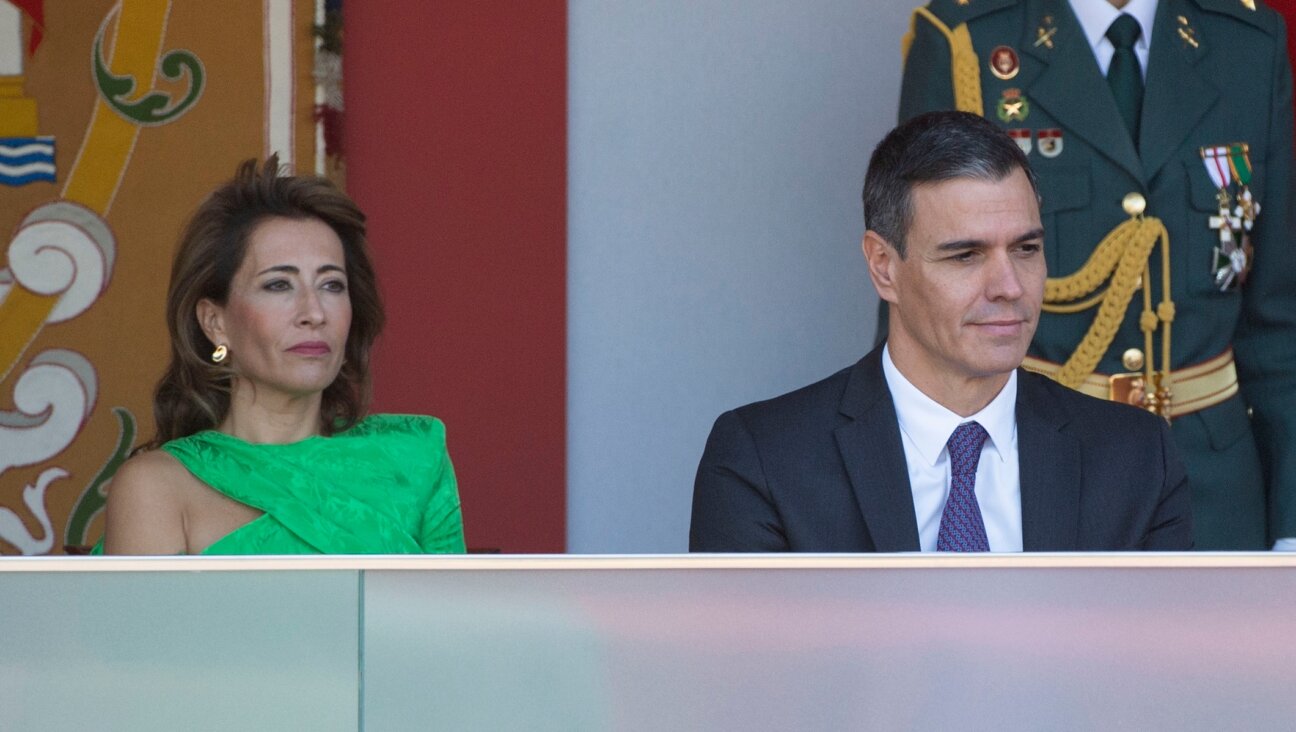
xmin=690 ymin=111 xmax=1192 ymax=552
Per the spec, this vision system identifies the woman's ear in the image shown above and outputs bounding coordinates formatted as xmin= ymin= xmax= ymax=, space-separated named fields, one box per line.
xmin=196 ymin=298 xmax=226 ymax=347
xmin=862 ymin=230 xmax=900 ymax=305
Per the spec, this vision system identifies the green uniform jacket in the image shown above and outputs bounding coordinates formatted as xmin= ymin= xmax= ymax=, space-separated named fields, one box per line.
xmin=899 ymin=0 xmax=1296 ymax=549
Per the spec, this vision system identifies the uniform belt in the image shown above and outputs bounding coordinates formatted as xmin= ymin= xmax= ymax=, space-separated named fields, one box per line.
xmin=1021 ymin=349 xmax=1239 ymax=417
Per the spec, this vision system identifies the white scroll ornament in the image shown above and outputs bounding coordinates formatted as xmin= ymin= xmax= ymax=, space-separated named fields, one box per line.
xmin=0 ymin=200 xmax=114 ymax=554
xmin=1 ymin=200 xmax=117 ymax=323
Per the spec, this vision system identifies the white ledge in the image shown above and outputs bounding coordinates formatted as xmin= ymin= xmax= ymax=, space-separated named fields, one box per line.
xmin=0 ymin=551 xmax=1293 ymax=572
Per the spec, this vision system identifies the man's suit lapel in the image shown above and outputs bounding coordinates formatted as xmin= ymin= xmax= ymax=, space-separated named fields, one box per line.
xmin=834 ymin=350 xmax=921 ymax=552
xmin=1019 ymin=0 xmax=1144 ymax=185
xmin=1137 ymin=0 xmax=1217 ymax=183
xmin=1016 ymin=372 xmax=1081 ymax=551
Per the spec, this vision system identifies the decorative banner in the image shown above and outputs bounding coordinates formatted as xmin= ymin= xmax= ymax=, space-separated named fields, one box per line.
xmin=0 ymin=0 xmax=339 ymax=554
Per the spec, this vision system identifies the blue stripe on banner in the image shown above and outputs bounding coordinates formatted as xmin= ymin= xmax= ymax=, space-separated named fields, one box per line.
xmin=0 ymin=143 xmax=55 ymax=157
xmin=0 ymin=170 xmax=57 ymax=186
xmin=0 ymin=161 xmax=56 ymax=176
xmin=0 ymin=136 xmax=55 ymax=144
xmin=0 ymin=136 xmax=56 ymax=161
xmin=0 ymin=151 xmax=55 ymax=166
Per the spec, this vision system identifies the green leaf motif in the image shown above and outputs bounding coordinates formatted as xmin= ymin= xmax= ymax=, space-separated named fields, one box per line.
xmin=65 ymin=407 xmax=136 ymax=547
xmin=92 ymin=11 xmax=205 ymax=126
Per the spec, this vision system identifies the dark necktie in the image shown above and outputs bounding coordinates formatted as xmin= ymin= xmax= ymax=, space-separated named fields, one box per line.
xmin=936 ymin=421 xmax=991 ymax=552
xmin=1106 ymin=14 xmax=1144 ymax=147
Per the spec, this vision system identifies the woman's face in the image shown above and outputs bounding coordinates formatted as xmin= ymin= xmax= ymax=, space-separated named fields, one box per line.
xmin=200 ymin=216 xmax=352 ymax=401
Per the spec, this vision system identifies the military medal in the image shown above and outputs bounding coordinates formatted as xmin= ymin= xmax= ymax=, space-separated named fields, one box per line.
xmin=1226 ymin=144 xmax=1260 ymax=221
xmin=1226 ymin=143 xmax=1259 ymax=285
xmin=1007 ymin=129 xmax=1031 ymax=154
xmin=1037 ymin=128 xmax=1063 ymax=158
xmin=1201 ymin=145 xmax=1255 ymax=290
xmin=997 ymin=88 xmax=1029 ymax=123
xmin=989 ymin=46 xmax=1020 ymax=80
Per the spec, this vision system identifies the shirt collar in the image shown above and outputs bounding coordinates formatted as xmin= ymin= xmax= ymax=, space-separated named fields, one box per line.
xmin=1069 ymin=0 xmax=1159 ymax=54
xmin=881 ymin=344 xmax=1018 ymax=468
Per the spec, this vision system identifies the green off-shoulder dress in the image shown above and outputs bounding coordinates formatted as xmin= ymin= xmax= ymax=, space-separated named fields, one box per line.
xmin=95 ymin=414 xmax=465 ymax=555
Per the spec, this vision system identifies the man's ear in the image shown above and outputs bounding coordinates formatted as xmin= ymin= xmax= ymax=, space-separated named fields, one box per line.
xmin=196 ymin=298 xmax=226 ymax=347
xmin=862 ymin=230 xmax=900 ymax=305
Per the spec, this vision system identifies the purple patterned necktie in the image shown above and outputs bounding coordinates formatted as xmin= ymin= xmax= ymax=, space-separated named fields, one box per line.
xmin=936 ymin=421 xmax=991 ymax=552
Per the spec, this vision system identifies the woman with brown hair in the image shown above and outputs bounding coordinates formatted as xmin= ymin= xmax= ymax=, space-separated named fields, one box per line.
xmin=98 ymin=157 xmax=464 ymax=555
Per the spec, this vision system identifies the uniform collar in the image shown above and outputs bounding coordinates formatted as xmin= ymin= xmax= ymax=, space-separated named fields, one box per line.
xmin=881 ymin=344 xmax=1018 ymax=468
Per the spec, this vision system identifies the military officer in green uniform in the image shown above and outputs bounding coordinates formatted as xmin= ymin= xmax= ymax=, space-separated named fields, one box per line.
xmin=896 ymin=0 xmax=1295 ymax=550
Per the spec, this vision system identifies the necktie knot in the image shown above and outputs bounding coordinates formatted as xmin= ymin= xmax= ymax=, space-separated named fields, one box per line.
xmin=947 ymin=421 xmax=989 ymax=476
xmin=1106 ymin=14 xmax=1141 ymax=50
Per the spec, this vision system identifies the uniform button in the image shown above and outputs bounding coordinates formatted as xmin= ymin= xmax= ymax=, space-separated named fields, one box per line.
xmin=1122 ymin=348 xmax=1145 ymax=371
xmin=1122 ymin=192 xmax=1146 ymax=216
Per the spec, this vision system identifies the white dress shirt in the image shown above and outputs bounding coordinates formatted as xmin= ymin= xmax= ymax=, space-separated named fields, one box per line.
xmin=1068 ymin=0 xmax=1158 ymax=78
xmin=882 ymin=346 xmax=1024 ymax=552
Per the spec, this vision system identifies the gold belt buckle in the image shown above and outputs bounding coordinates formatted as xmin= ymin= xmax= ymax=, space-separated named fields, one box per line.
xmin=1109 ymin=372 xmax=1172 ymax=418
xmin=1109 ymin=348 xmax=1172 ymax=419
xmin=1109 ymin=372 xmax=1148 ymax=408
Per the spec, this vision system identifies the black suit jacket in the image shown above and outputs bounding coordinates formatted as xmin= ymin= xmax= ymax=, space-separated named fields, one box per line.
xmin=690 ymin=347 xmax=1193 ymax=552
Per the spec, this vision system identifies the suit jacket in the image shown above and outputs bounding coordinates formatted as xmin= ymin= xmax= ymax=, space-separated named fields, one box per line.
xmin=899 ymin=0 xmax=1296 ymax=548
xmin=689 ymin=348 xmax=1193 ymax=552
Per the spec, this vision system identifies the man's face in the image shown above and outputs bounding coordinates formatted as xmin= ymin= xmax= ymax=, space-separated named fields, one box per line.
xmin=880 ymin=168 xmax=1045 ymax=384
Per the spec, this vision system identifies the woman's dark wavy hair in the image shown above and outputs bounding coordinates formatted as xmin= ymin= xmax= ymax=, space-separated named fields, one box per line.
xmin=148 ymin=155 xmax=384 ymax=446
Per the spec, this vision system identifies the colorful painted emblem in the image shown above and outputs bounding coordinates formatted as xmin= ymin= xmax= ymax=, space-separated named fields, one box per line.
xmin=0 ymin=6 xmax=56 ymax=187
xmin=997 ymin=88 xmax=1030 ymax=123
xmin=1201 ymin=143 xmax=1259 ymax=290
xmin=1038 ymin=128 xmax=1063 ymax=158
xmin=1007 ymin=129 xmax=1032 ymax=155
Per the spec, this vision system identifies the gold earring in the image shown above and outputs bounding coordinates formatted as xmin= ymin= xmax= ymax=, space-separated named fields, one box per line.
xmin=211 ymin=344 xmax=228 ymax=363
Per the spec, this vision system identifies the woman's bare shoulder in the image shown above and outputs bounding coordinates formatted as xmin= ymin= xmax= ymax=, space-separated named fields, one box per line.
xmin=103 ymin=448 xmax=194 ymax=554
xmin=112 ymin=448 xmax=194 ymax=493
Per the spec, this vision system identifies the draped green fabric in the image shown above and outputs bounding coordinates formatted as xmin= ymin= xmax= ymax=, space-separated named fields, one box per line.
xmin=95 ymin=414 xmax=465 ymax=555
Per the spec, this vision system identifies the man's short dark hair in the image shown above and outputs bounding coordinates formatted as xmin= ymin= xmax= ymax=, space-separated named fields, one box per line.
xmin=862 ymin=110 xmax=1038 ymax=258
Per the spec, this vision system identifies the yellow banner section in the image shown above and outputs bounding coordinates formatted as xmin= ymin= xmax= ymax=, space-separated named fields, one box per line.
xmin=0 ymin=75 xmax=38 ymax=135
xmin=0 ymin=288 xmax=58 ymax=385
xmin=62 ymin=0 xmax=170 ymax=214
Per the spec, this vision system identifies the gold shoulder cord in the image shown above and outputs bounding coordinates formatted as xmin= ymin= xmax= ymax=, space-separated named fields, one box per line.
xmin=1042 ymin=196 xmax=1174 ymax=416
xmin=903 ymin=6 xmax=1175 ymax=415
xmin=903 ymin=7 xmax=983 ymax=114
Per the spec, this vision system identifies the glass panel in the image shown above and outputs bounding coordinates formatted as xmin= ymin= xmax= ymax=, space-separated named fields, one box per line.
xmin=0 ymin=568 xmax=359 ymax=731
xmin=364 ymin=559 xmax=1296 ymax=730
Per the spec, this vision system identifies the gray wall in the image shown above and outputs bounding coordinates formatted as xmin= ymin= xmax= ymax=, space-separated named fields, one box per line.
xmin=568 ymin=1 xmax=915 ymax=552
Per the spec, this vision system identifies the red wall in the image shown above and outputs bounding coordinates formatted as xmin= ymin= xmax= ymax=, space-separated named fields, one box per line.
xmin=1281 ymin=0 xmax=1296 ymax=135
xmin=344 ymin=2 xmax=567 ymax=552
